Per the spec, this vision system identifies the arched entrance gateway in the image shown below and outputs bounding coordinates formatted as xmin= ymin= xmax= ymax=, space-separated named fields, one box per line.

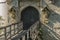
xmin=21 ymin=6 xmax=40 ymax=30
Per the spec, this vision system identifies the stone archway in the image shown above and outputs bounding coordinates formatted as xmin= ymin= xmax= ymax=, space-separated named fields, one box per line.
xmin=21 ymin=6 xmax=39 ymax=30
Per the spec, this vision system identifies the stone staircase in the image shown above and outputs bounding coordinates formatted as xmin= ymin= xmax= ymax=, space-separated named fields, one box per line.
xmin=0 ymin=21 xmax=41 ymax=40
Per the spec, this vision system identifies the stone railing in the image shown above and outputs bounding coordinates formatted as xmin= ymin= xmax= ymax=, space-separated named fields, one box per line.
xmin=43 ymin=0 xmax=60 ymax=15
xmin=0 ymin=21 xmax=39 ymax=40
xmin=0 ymin=22 xmax=23 ymax=40
xmin=11 ymin=21 xmax=39 ymax=40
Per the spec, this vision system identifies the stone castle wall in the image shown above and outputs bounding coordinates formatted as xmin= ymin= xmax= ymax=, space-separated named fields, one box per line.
xmin=41 ymin=0 xmax=60 ymax=40
xmin=7 ymin=0 xmax=60 ymax=40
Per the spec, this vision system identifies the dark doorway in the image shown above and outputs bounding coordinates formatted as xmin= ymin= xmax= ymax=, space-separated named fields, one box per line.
xmin=21 ymin=6 xmax=39 ymax=30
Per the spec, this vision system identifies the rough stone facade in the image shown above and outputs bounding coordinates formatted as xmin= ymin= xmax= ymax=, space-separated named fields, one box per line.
xmin=14 ymin=0 xmax=60 ymax=40
xmin=20 ymin=1 xmax=41 ymax=21
xmin=7 ymin=0 xmax=60 ymax=40
xmin=41 ymin=0 xmax=60 ymax=40
xmin=19 ymin=1 xmax=41 ymax=40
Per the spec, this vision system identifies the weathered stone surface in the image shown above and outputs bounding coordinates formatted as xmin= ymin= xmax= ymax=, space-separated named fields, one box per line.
xmin=1 ymin=0 xmax=60 ymax=40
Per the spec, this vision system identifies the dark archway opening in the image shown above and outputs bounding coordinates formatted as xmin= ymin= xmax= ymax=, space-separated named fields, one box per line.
xmin=21 ymin=6 xmax=39 ymax=30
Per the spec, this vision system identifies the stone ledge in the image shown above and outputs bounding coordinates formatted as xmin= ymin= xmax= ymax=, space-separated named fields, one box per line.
xmin=44 ymin=0 xmax=60 ymax=15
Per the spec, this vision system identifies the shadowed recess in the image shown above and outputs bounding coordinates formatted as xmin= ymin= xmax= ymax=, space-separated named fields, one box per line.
xmin=21 ymin=6 xmax=39 ymax=30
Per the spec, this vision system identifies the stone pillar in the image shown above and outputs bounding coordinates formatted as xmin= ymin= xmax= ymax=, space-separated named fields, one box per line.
xmin=22 ymin=35 xmax=25 ymax=40
xmin=25 ymin=33 xmax=27 ymax=40
xmin=24 ymin=32 xmax=30 ymax=40
xmin=0 ymin=0 xmax=8 ymax=27
xmin=25 ymin=31 xmax=31 ymax=40
xmin=20 ymin=37 xmax=22 ymax=40
xmin=0 ymin=0 xmax=8 ymax=34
